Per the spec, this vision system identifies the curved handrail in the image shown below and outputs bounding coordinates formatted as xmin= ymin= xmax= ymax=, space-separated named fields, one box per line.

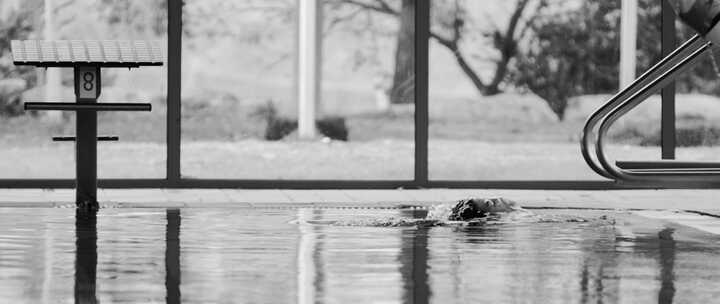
xmin=595 ymin=38 xmax=712 ymax=182
xmin=581 ymin=35 xmax=705 ymax=179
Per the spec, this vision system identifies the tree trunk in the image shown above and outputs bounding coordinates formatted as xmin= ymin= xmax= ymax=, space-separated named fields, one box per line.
xmin=389 ymin=0 xmax=415 ymax=104
xmin=44 ymin=0 xmax=64 ymax=123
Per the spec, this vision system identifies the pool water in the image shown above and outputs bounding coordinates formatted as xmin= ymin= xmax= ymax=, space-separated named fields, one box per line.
xmin=1 ymin=206 xmax=720 ymax=303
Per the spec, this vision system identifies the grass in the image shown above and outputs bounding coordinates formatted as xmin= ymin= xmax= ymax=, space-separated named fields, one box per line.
xmin=6 ymin=138 xmax=719 ymax=180
xmin=4 ymin=74 xmax=720 ymax=180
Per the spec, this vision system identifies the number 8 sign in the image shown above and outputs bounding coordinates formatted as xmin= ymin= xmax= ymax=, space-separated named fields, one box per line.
xmin=76 ymin=66 xmax=100 ymax=100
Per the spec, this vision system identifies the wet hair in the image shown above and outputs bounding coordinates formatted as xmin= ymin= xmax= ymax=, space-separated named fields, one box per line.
xmin=448 ymin=198 xmax=487 ymax=221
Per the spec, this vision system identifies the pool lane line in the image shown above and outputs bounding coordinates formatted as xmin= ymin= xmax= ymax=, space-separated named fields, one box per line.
xmin=1 ymin=200 xmax=718 ymax=217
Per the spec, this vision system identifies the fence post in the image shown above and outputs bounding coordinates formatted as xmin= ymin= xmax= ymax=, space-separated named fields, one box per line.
xmin=298 ymin=0 xmax=322 ymax=139
xmin=415 ymin=0 xmax=429 ymax=185
xmin=620 ymin=0 xmax=638 ymax=89
xmin=661 ymin=0 xmax=677 ymax=159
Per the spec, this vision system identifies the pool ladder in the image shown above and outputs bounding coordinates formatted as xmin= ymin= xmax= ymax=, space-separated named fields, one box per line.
xmin=582 ymin=34 xmax=720 ymax=184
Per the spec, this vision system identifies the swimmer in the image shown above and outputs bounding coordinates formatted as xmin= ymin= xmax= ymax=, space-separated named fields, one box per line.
xmin=446 ymin=197 xmax=524 ymax=221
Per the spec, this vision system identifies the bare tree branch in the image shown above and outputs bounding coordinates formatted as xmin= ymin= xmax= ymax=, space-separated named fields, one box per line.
xmin=340 ymin=0 xmax=398 ymax=15
xmin=485 ymin=0 xmax=530 ymax=94
xmin=340 ymin=0 xmax=534 ymax=96
xmin=325 ymin=6 xmax=366 ymax=32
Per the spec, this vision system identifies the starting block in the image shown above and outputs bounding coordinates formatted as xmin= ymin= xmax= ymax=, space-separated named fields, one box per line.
xmin=11 ymin=40 xmax=163 ymax=209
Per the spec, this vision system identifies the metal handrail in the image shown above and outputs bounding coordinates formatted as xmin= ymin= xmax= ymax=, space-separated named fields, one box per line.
xmin=580 ymin=35 xmax=706 ymax=179
xmin=25 ymin=102 xmax=152 ymax=111
xmin=595 ymin=37 xmax=715 ymax=182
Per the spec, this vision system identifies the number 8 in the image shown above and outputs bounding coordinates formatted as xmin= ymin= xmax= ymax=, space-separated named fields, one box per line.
xmin=83 ymin=72 xmax=94 ymax=91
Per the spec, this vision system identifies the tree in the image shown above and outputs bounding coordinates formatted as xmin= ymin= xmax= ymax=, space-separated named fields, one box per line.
xmin=0 ymin=4 xmax=36 ymax=81
xmin=0 ymin=1 xmax=39 ymax=116
xmin=182 ymin=0 xmax=536 ymax=105
xmin=513 ymin=0 xmax=709 ymax=120
xmin=515 ymin=1 xmax=624 ymax=121
xmin=389 ymin=0 xmax=414 ymax=104
xmin=338 ymin=0 xmax=539 ymax=103
xmin=98 ymin=0 xmax=167 ymax=37
xmin=432 ymin=0 xmax=536 ymax=96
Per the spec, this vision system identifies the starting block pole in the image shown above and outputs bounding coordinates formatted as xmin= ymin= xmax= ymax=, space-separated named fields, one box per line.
xmin=11 ymin=39 xmax=163 ymax=209
xmin=74 ymin=66 xmax=101 ymax=207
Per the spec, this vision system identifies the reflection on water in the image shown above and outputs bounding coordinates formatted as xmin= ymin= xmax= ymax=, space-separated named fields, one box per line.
xmin=1 ymin=207 xmax=720 ymax=303
xmin=657 ymin=228 xmax=676 ymax=304
xmin=166 ymin=209 xmax=181 ymax=304
xmin=399 ymin=209 xmax=430 ymax=304
xmin=75 ymin=210 xmax=98 ymax=304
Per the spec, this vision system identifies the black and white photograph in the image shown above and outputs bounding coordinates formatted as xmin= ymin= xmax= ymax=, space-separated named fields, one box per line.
xmin=1 ymin=0 xmax=720 ymax=303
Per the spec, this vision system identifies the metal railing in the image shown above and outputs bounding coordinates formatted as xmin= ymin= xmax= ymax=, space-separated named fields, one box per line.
xmin=582 ymin=33 xmax=720 ymax=184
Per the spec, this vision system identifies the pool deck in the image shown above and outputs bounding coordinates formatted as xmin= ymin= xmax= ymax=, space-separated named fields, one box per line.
xmin=0 ymin=188 xmax=719 ymax=216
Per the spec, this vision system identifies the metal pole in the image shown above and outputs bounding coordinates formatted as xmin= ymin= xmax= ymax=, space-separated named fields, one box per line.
xmin=620 ymin=0 xmax=638 ymax=88
xmin=74 ymin=66 xmax=100 ymax=209
xmin=167 ymin=0 xmax=182 ymax=182
xmin=298 ymin=0 xmax=321 ymax=139
xmin=661 ymin=0 xmax=677 ymax=159
xmin=415 ymin=0 xmax=429 ymax=185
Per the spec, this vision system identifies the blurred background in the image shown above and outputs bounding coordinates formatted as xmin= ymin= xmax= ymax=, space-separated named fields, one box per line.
xmin=1 ymin=0 xmax=719 ymax=180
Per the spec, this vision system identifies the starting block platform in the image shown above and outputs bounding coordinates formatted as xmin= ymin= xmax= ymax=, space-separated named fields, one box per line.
xmin=11 ymin=40 xmax=162 ymax=67
xmin=11 ymin=40 xmax=163 ymax=210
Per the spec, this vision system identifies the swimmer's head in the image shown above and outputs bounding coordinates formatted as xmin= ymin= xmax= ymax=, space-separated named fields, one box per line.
xmin=448 ymin=197 xmax=518 ymax=221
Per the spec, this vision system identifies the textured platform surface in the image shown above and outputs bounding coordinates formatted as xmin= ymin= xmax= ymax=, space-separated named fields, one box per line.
xmin=11 ymin=40 xmax=163 ymax=67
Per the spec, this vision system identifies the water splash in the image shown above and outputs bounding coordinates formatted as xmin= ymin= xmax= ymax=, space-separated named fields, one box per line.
xmin=297 ymin=200 xmax=613 ymax=227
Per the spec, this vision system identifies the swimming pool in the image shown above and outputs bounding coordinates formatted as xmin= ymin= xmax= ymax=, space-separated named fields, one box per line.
xmin=1 ymin=206 xmax=719 ymax=303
